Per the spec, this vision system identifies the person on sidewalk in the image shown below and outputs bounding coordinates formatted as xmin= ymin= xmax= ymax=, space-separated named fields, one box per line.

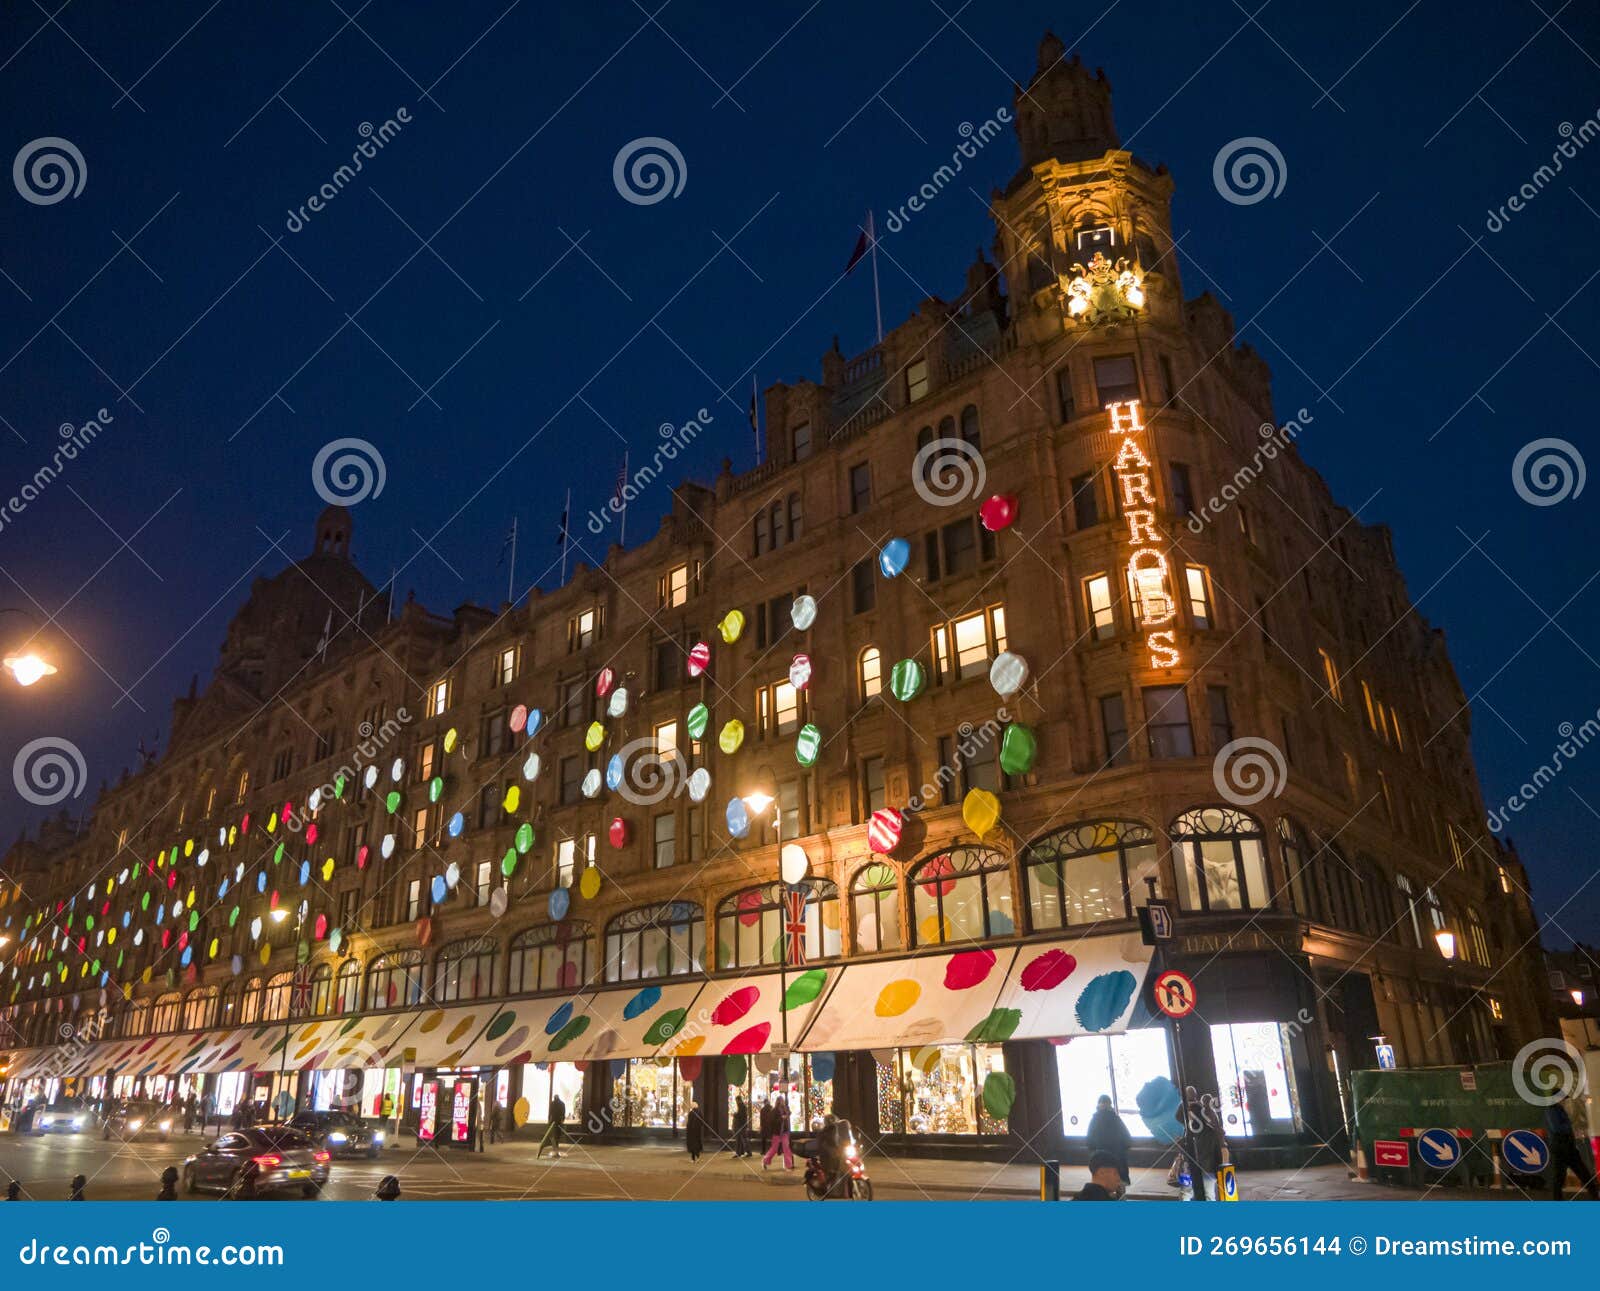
xmin=758 ymin=1096 xmax=774 ymax=1157
xmin=380 ymin=1091 xmax=395 ymax=1138
xmin=1183 ymin=1086 xmax=1222 ymax=1201
xmin=685 ymin=1100 xmax=706 ymax=1162
xmin=182 ymin=1093 xmax=196 ymax=1134
xmin=1086 ymin=1094 xmax=1131 ymax=1185
xmin=1546 ymin=1093 xmax=1599 ymax=1200
xmin=1073 ymin=1151 xmax=1127 ymax=1200
xmin=732 ymin=1095 xmax=751 ymax=1158
xmin=763 ymin=1092 xmax=794 ymax=1170
xmin=537 ymin=1093 xmax=568 ymax=1160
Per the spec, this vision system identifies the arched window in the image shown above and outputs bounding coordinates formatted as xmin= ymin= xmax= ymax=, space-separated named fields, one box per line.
xmin=334 ymin=959 xmax=361 ymax=1014
xmin=308 ymin=963 xmax=334 ymax=1016
xmin=367 ymin=950 xmax=424 ymax=1010
xmin=909 ymin=847 xmax=1014 ymax=945
xmin=434 ymin=937 xmax=499 ymax=1002
xmin=604 ymin=902 xmax=704 ymax=982
xmin=858 ymin=647 xmax=882 ymax=701
xmin=851 ymin=864 xmax=901 ymax=953
xmin=262 ymin=972 xmax=292 ymax=1022
xmin=1022 ymin=820 xmax=1157 ymax=929
xmin=508 ymin=922 xmax=591 ymax=995
xmin=1170 ymin=807 xmax=1270 ymax=912
xmin=959 ymin=404 xmax=981 ymax=448
xmin=124 ymin=1000 xmax=149 ymax=1038
xmin=1278 ymin=818 xmax=1314 ymax=917
xmin=787 ymin=492 xmax=804 ymax=542
xmin=1395 ymin=873 xmax=1423 ymax=947
xmin=715 ymin=881 xmax=841 ymax=969
xmin=151 ymin=992 xmax=182 ymax=1034
xmin=181 ymin=988 xmax=217 ymax=1032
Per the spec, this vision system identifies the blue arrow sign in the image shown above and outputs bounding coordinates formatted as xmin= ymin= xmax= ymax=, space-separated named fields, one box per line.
xmin=1502 ymin=1130 xmax=1549 ymax=1173
xmin=1416 ymin=1129 xmax=1460 ymax=1169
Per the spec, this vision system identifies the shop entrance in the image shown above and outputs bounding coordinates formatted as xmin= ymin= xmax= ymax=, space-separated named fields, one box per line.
xmin=414 ymin=1069 xmax=481 ymax=1148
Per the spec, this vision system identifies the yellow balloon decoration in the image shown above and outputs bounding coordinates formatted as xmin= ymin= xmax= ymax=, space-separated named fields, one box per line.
xmin=718 ymin=719 xmax=746 ymax=754
xmin=183 ymin=839 xmax=194 ymax=857
xmin=260 ymin=943 xmax=272 ymax=965
xmin=321 ymin=857 xmax=335 ymax=882
xmin=579 ymin=866 xmax=602 ymax=900
xmin=962 ymin=787 xmax=1001 ymax=839
xmin=444 ymin=727 xmax=459 ymax=753
xmin=584 ymin=721 xmax=607 ymax=752
xmin=718 ymin=609 xmax=745 ymax=643
xmin=503 ymin=785 xmax=521 ymax=813
xmin=513 ymin=1097 xmax=530 ymax=1128
xmin=875 ymin=979 xmax=920 ymax=1016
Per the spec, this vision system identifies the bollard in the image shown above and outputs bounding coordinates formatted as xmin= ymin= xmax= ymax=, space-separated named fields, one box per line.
xmin=1040 ymin=1160 xmax=1061 ymax=1201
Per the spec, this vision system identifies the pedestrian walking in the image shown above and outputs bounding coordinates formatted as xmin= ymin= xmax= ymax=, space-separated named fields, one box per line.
xmin=182 ymin=1092 xmax=196 ymax=1133
xmin=1546 ymin=1094 xmax=1599 ymax=1200
xmin=1072 ymin=1152 xmax=1127 ymax=1200
xmin=380 ymin=1090 xmax=395 ymax=1137
xmin=686 ymin=1101 xmax=706 ymax=1162
xmin=732 ymin=1095 xmax=751 ymax=1158
xmin=762 ymin=1092 xmax=794 ymax=1170
xmin=758 ymin=1096 xmax=774 ymax=1157
xmin=1183 ymin=1086 xmax=1222 ymax=1201
xmin=1086 ymin=1094 xmax=1132 ymax=1184
xmin=537 ymin=1093 xmax=568 ymax=1159
xmin=201 ymin=1093 xmax=215 ymax=1134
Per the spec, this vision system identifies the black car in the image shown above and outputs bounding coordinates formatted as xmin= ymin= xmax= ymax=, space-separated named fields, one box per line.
xmin=287 ymin=1109 xmax=385 ymax=1159
xmin=182 ymin=1126 xmax=330 ymax=1198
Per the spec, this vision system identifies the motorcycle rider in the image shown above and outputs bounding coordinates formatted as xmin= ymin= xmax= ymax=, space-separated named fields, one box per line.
xmin=811 ymin=1115 xmax=862 ymax=1195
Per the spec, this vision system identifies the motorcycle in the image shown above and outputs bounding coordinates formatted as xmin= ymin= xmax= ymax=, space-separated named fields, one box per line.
xmin=804 ymin=1140 xmax=873 ymax=1201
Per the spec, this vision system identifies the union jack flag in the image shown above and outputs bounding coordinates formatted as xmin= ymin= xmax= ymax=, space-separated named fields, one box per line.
xmin=783 ymin=887 xmax=808 ymax=967
xmin=290 ymin=965 xmax=314 ymax=1016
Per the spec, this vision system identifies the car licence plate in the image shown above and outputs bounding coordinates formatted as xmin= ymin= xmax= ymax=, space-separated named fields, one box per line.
xmin=287 ymin=1169 xmax=310 ymax=1179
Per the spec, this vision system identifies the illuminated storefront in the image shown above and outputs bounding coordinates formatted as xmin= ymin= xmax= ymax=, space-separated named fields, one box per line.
xmin=875 ymin=1044 xmax=1009 ymax=1136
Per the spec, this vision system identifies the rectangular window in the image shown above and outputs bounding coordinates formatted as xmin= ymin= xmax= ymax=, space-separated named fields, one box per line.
xmin=850 ymin=463 xmax=872 ymax=514
xmin=1071 ymin=471 xmax=1100 ymax=529
xmin=1169 ymin=462 xmax=1194 ymax=518
xmin=480 ymin=712 xmax=507 ymax=760
xmin=1185 ymin=565 xmax=1212 ymax=629
xmin=851 ymin=560 xmax=876 ymax=615
xmin=906 ymin=358 xmax=929 ymax=402
xmin=236 ymin=770 xmax=250 ymax=804
xmin=661 ymin=563 xmax=690 ymax=608
xmin=759 ymin=680 xmax=800 ymax=736
xmin=861 ymin=755 xmax=885 ymax=816
xmin=688 ymin=807 xmax=703 ymax=863
xmin=555 ymin=838 xmax=578 ymax=889
xmin=1159 ymin=355 xmax=1176 ymax=402
xmin=792 ymin=422 xmax=812 ymax=461
xmin=496 ymin=646 xmax=518 ymax=687
xmin=653 ymin=813 xmax=676 ymax=869
xmin=560 ymin=679 xmax=587 ymax=727
xmin=475 ymin=861 xmax=492 ymax=906
xmin=569 ymin=606 xmax=599 ymax=652
xmin=778 ymin=779 xmax=802 ymax=839
xmin=654 ymin=720 xmax=678 ymax=758
xmin=1362 ymin=681 xmax=1379 ymax=732
xmin=1056 ymin=367 xmax=1075 ymax=423
xmin=1208 ymin=687 xmax=1233 ymax=750
xmin=559 ymin=755 xmax=583 ymax=806
xmin=1319 ymin=649 xmax=1343 ymax=705
xmin=941 ymin=518 xmax=980 ymax=577
xmin=860 ymin=648 xmax=882 ymax=700
xmin=428 ymin=680 xmax=449 ymax=717
xmin=1144 ymin=685 xmax=1194 ymax=759
xmin=1100 ymin=693 xmax=1131 ymax=767
xmin=1085 ymin=574 xmax=1114 ymax=640
xmin=654 ymin=637 xmax=681 ymax=689
xmin=933 ymin=606 xmax=1007 ymax=681
xmin=1093 ymin=354 xmax=1140 ymax=407
xmin=405 ymin=879 xmax=423 ymax=922
xmin=963 ymin=738 xmax=1003 ymax=794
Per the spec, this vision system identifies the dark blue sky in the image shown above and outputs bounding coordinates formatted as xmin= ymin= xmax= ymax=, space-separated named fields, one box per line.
xmin=2 ymin=1 xmax=1598 ymax=942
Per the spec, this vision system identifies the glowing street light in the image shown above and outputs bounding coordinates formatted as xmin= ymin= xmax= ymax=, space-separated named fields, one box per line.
xmin=1571 ymin=989 xmax=1585 ymax=1008
xmin=3 ymin=653 xmax=56 ymax=686
xmin=1434 ymin=929 xmax=1457 ymax=961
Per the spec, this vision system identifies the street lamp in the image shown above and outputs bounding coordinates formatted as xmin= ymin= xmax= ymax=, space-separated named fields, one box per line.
xmin=1571 ymin=989 xmax=1585 ymax=1008
xmin=0 ymin=608 xmax=55 ymax=686
xmin=269 ymin=904 xmax=307 ymax=1122
xmin=741 ymin=791 xmax=795 ymax=1102
xmin=1434 ymin=929 xmax=1457 ymax=961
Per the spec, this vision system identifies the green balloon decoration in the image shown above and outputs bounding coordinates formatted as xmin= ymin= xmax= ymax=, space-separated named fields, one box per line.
xmin=515 ymin=822 xmax=535 ymax=855
xmin=889 ymin=659 xmax=925 ymax=702
xmin=333 ymin=774 xmax=346 ymax=799
xmin=501 ymin=849 xmax=518 ymax=878
xmin=784 ymin=968 xmax=827 ymax=1011
xmin=726 ymin=1054 xmax=748 ymax=1084
xmin=795 ymin=722 xmax=821 ymax=767
xmin=982 ymin=1071 xmax=1016 ymax=1120
xmin=428 ymin=776 xmax=443 ymax=803
xmin=385 ymin=790 xmax=402 ymax=814
xmin=686 ymin=703 xmax=709 ymax=741
xmin=999 ymin=722 xmax=1037 ymax=775
xmin=965 ymin=1007 xmax=1022 ymax=1044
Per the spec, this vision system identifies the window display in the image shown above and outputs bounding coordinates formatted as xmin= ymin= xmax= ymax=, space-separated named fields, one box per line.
xmin=874 ymin=1044 xmax=1009 ymax=1136
xmin=520 ymin=1061 xmax=585 ymax=1123
xmin=1055 ymin=1028 xmax=1174 ymax=1137
xmin=1209 ymin=1020 xmax=1301 ymax=1136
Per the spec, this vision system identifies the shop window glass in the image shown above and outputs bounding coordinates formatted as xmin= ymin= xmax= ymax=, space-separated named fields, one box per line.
xmin=507 ymin=923 xmax=590 ymax=994
xmin=1209 ymin=1021 xmax=1302 ymax=1136
xmin=1023 ymin=820 xmax=1158 ymax=929
xmin=1055 ymin=1029 xmax=1175 ymax=1138
xmin=909 ymin=847 xmax=1013 ymax=944
xmin=850 ymin=864 xmax=901 ymax=953
xmin=878 ymin=1044 xmax=1009 ymax=1135
xmin=1170 ymin=807 xmax=1270 ymax=912
xmin=714 ymin=881 xmax=841 ymax=969
xmin=604 ymin=902 xmax=704 ymax=982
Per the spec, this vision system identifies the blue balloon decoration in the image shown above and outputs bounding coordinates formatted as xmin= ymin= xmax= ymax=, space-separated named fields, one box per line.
xmin=1136 ymin=1075 xmax=1185 ymax=1144
xmin=256 ymin=871 xmax=267 ymax=893
xmin=154 ymin=904 xmax=164 ymax=925
xmin=298 ymin=860 xmax=310 ymax=886
xmin=448 ymin=811 xmax=464 ymax=838
xmin=218 ymin=877 xmax=230 ymax=899
xmin=809 ymin=1051 xmax=837 ymax=1082
xmin=525 ymin=708 xmax=543 ymax=737
xmin=623 ymin=985 xmax=662 ymax=1020
xmin=725 ymin=797 xmax=750 ymax=839
xmin=548 ymin=887 xmax=571 ymax=920
xmin=120 ymin=912 xmax=130 ymax=929
xmin=99 ymin=971 xmax=109 ymax=987
xmin=230 ymin=954 xmax=243 ymax=976
xmin=431 ymin=875 xmax=448 ymax=904
xmin=878 ymin=537 xmax=910 ymax=578
xmin=1075 ymin=969 xmax=1138 ymax=1032
xmin=180 ymin=946 xmax=193 ymax=967
xmin=606 ymin=754 xmax=625 ymax=792
xmin=989 ymin=909 xmax=1016 ymax=936
xmin=544 ymin=1001 xmax=574 ymax=1036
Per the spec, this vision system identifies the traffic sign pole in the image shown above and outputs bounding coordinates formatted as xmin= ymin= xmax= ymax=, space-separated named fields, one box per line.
xmin=1145 ymin=877 xmax=1204 ymax=1200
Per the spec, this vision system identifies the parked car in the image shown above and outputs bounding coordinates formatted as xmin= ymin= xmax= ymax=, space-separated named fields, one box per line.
xmin=287 ymin=1109 xmax=384 ymax=1159
xmin=182 ymin=1126 xmax=330 ymax=1198
xmin=101 ymin=1099 xmax=174 ymax=1143
xmin=32 ymin=1101 xmax=92 ymax=1135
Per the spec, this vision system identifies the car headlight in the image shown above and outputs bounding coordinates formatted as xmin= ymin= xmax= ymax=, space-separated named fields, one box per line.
xmin=129 ymin=1120 xmax=143 ymax=1130
xmin=328 ymin=1131 xmax=348 ymax=1143
xmin=158 ymin=1120 xmax=171 ymax=1132
xmin=71 ymin=1117 xmax=84 ymax=1128
xmin=373 ymin=1131 xmax=385 ymax=1143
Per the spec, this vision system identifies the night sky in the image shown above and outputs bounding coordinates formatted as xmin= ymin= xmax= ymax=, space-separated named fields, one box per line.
xmin=1 ymin=1 xmax=1597 ymax=943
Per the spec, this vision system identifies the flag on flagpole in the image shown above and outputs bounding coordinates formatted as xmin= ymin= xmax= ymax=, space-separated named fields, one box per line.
xmin=614 ymin=452 xmax=630 ymax=547
xmin=846 ymin=224 xmax=870 ymax=274
xmin=749 ymin=376 xmax=761 ymax=465
xmin=498 ymin=518 xmax=517 ymax=565
xmin=554 ymin=507 xmax=568 ymax=548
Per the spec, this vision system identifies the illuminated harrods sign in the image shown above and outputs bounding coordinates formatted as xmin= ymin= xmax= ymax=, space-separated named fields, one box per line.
xmin=1107 ymin=399 xmax=1179 ymax=669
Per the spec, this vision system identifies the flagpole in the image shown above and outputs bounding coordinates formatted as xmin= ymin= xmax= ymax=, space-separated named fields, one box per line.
xmin=618 ymin=452 xmax=629 ymax=549
xmin=559 ymin=488 xmax=572 ymax=584
xmin=868 ymin=209 xmax=883 ymax=345
xmin=387 ymin=568 xmax=396 ymax=620
xmin=752 ymin=374 xmax=761 ymax=466
xmin=507 ymin=516 xmax=517 ymax=605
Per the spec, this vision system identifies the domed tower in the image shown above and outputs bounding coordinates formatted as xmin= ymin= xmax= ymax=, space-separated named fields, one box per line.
xmin=313 ymin=504 xmax=352 ymax=559
xmin=1010 ymin=33 xmax=1118 ymax=170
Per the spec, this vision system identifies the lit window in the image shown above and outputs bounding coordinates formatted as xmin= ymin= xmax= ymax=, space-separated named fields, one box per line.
xmin=1085 ymin=575 xmax=1114 ymax=640
xmin=496 ymin=646 xmax=517 ymax=687
xmin=1362 ymin=681 xmax=1379 ymax=733
xmin=654 ymin=720 xmax=678 ymax=758
xmin=653 ymin=813 xmax=676 ymax=869
xmin=418 ymin=742 xmax=436 ymax=781
xmin=932 ymin=606 xmax=1007 ymax=681
xmin=661 ymin=564 xmax=690 ymax=608
xmin=428 ymin=679 xmax=449 ymax=717
xmin=906 ymin=358 xmax=929 ymax=402
xmin=1185 ymin=565 xmax=1212 ymax=630
xmin=235 ymin=770 xmax=250 ymax=804
xmin=859 ymin=646 xmax=882 ymax=700
xmin=1319 ymin=650 xmax=1343 ymax=705
xmin=1391 ymin=710 xmax=1405 ymax=751
xmin=555 ymin=834 xmax=595 ymax=888
xmin=759 ymin=680 xmax=800 ymax=736
xmin=570 ymin=607 xmax=599 ymax=651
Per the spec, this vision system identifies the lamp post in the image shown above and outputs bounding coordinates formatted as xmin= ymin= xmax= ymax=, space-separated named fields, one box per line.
xmin=742 ymin=790 xmax=798 ymax=1101
xmin=0 ymin=608 xmax=56 ymax=687
xmin=1434 ymin=929 xmax=1456 ymax=961
xmin=270 ymin=904 xmax=307 ymax=1121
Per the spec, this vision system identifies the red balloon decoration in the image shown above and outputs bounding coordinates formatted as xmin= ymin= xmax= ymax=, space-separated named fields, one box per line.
xmin=595 ymin=666 xmax=616 ymax=697
xmin=979 ymin=493 xmax=1019 ymax=532
xmin=608 ymin=817 xmax=631 ymax=849
xmin=687 ymin=640 xmax=711 ymax=677
xmin=867 ymin=808 xmax=903 ymax=854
